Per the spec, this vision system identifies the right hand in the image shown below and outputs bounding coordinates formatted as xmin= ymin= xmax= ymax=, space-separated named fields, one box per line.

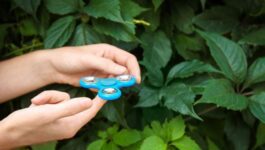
xmin=0 ymin=91 xmax=106 ymax=149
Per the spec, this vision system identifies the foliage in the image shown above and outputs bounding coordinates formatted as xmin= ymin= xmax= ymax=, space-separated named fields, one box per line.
xmin=2 ymin=0 xmax=265 ymax=149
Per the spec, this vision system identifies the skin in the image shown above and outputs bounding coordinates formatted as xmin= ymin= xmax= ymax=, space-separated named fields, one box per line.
xmin=0 ymin=44 xmax=141 ymax=149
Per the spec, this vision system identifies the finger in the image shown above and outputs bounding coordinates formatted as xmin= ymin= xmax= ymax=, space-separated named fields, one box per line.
xmin=50 ymin=97 xmax=93 ymax=120
xmin=31 ymin=90 xmax=70 ymax=105
xmin=85 ymin=55 xmax=127 ymax=75
xmin=65 ymin=96 xmax=106 ymax=127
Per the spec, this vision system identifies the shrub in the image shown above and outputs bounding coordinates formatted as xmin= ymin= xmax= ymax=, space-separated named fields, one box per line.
xmin=2 ymin=0 xmax=265 ymax=149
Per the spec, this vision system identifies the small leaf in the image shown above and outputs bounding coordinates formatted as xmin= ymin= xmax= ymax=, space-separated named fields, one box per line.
xmin=45 ymin=0 xmax=84 ymax=15
xmin=165 ymin=116 xmax=185 ymax=141
xmin=140 ymin=136 xmax=167 ymax=150
xmin=93 ymin=19 xmax=136 ymax=42
xmin=135 ymin=86 xmax=160 ymax=107
xmin=120 ymin=0 xmax=147 ymax=21
xmin=14 ymin=0 xmax=40 ymax=16
xmin=249 ymin=92 xmax=265 ymax=123
xmin=142 ymin=62 xmax=164 ymax=87
xmin=84 ymin=0 xmax=123 ymax=23
xmin=113 ymin=129 xmax=142 ymax=147
xmin=245 ymin=57 xmax=265 ymax=87
xmin=193 ymin=6 xmax=239 ymax=34
xmin=141 ymin=31 xmax=172 ymax=69
xmin=18 ymin=18 xmax=38 ymax=36
xmin=152 ymin=0 xmax=164 ymax=11
xmin=102 ymin=142 xmax=120 ymax=150
xmin=240 ymin=27 xmax=265 ymax=45
xmin=172 ymin=136 xmax=201 ymax=150
xmin=86 ymin=140 xmax=105 ymax=150
xmin=44 ymin=16 xmax=76 ymax=48
xmin=207 ymin=138 xmax=220 ymax=150
xmin=198 ymin=30 xmax=247 ymax=83
xmin=161 ymin=83 xmax=201 ymax=120
xmin=167 ymin=59 xmax=220 ymax=83
xmin=198 ymin=79 xmax=248 ymax=110
xmin=101 ymin=102 xmax=127 ymax=126
xmin=254 ymin=123 xmax=265 ymax=149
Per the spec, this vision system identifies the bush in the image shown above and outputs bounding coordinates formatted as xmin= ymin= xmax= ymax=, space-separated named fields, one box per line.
xmin=2 ymin=0 xmax=265 ymax=149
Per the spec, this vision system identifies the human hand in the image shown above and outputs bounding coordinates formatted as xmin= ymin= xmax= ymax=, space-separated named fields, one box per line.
xmin=46 ymin=44 xmax=141 ymax=86
xmin=0 ymin=91 xmax=106 ymax=149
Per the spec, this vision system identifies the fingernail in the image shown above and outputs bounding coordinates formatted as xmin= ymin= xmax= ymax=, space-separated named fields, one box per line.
xmin=79 ymin=98 xmax=93 ymax=108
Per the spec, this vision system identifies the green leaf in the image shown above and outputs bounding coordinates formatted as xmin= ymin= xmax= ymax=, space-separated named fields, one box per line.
xmin=254 ymin=123 xmax=265 ymax=149
xmin=44 ymin=16 xmax=76 ymax=48
xmin=245 ymin=57 xmax=265 ymax=87
xmin=135 ymin=86 xmax=160 ymax=107
xmin=171 ymin=1 xmax=195 ymax=34
xmin=142 ymin=62 xmax=164 ymax=87
xmin=32 ymin=141 xmax=57 ymax=150
xmin=14 ymin=0 xmax=40 ymax=16
xmin=198 ymin=30 xmax=247 ymax=83
xmin=102 ymin=142 xmax=120 ymax=150
xmin=45 ymin=0 xmax=84 ymax=15
xmin=161 ymin=83 xmax=201 ymax=120
xmin=152 ymin=0 xmax=164 ymax=11
xmin=193 ymin=6 xmax=239 ymax=34
xmin=18 ymin=18 xmax=38 ymax=36
xmin=141 ymin=31 xmax=172 ymax=69
xmin=240 ymin=27 xmax=265 ymax=45
xmin=84 ymin=0 xmax=123 ymax=23
xmin=173 ymin=34 xmax=204 ymax=60
xmin=120 ymin=0 xmax=147 ymax=21
xmin=164 ymin=116 xmax=185 ymax=141
xmin=172 ymin=136 xmax=201 ymax=150
xmin=0 ymin=24 xmax=9 ymax=49
xmin=207 ymin=138 xmax=220 ymax=150
xmin=140 ymin=136 xmax=167 ymax=150
xmin=249 ymin=92 xmax=265 ymax=123
xmin=87 ymin=140 xmax=105 ymax=150
xmin=198 ymin=79 xmax=248 ymax=110
xmin=93 ymin=19 xmax=136 ymax=42
xmin=113 ymin=129 xmax=142 ymax=147
xmin=71 ymin=24 xmax=102 ymax=46
xmin=167 ymin=60 xmax=220 ymax=83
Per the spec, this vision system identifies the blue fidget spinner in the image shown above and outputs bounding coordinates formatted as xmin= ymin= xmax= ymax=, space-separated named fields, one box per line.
xmin=79 ymin=75 xmax=136 ymax=100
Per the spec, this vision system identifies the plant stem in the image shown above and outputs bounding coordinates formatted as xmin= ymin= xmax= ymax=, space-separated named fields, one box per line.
xmin=185 ymin=106 xmax=218 ymax=122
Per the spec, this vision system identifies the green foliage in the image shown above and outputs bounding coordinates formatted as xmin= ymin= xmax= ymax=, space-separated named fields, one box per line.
xmin=2 ymin=0 xmax=265 ymax=149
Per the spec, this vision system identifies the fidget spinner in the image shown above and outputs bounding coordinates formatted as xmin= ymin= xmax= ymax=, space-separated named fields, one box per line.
xmin=79 ymin=75 xmax=136 ymax=100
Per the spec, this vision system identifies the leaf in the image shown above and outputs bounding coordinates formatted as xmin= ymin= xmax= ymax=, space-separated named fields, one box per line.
xmin=198 ymin=30 xmax=247 ymax=83
xmin=161 ymin=83 xmax=201 ymax=120
xmin=141 ymin=31 xmax=172 ymax=69
xmin=224 ymin=116 xmax=250 ymax=150
xmin=45 ymin=0 xmax=84 ymax=15
xmin=249 ymin=92 xmax=265 ymax=123
xmin=93 ymin=19 xmax=136 ymax=42
xmin=14 ymin=0 xmax=40 ymax=16
xmin=172 ymin=136 xmax=201 ymax=150
xmin=198 ymin=79 xmax=248 ymax=110
xmin=44 ymin=16 xmax=76 ymax=48
xmin=171 ymin=1 xmax=195 ymax=34
xmin=193 ymin=6 xmax=239 ymax=34
xmin=142 ymin=62 xmax=164 ymax=87
xmin=113 ymin=129 xmax=142 ymax=147
xmin=86 ymin=140 xmax=105 ymax=150
xmin=102 ymin=142 xmax=120 ymax=150
xmin=140 ymin=136 xmax=167 ymax=150
xmin=32 ymin=141 xmax=57 ymax=150
xmin=167 ymin=59 xmax=220 ymax=83
xmin=240 ymin=27 xmax=265 ymax=45
xmin=84 ymin=0 xmax=123 ymax=23
xmin=18 ymin=18 xmax=38 ymax=36
xmin=254 ymin=123 xmax=265 ymax=149
xmin=152 ymin=0 xmax=164 ymax=11
xmin=0 ymin=24 xmax=9 ymax=49
xmin=120 ymin=0 xmax=147 ymax=21
xmin=207 ymin=138 xmax=220 ymax=150
xmin=135 ymin=86 xmax=160 ymax=107
xmin=164 ymin=116 xmax=185 ymax=141
xmin=245 ymin=57 xmax=265 ymax=87
xmin=173 ymin=34 xmax=204 ymax=60
xmin=71 ymin=24 xmax=102 ymax=46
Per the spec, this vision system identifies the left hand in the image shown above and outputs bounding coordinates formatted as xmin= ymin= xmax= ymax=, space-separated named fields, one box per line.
xmin=47 ymin=44 xmax=141 ymax=86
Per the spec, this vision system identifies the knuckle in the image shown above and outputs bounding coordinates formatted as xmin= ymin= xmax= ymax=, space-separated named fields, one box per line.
xmin=62 ymin=92 xmax=70 ymax=99
xmin=63 ymin=129 xmax=77 ymax=139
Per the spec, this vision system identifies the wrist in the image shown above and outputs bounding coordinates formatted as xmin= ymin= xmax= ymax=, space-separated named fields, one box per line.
xmin=0 ymin=120 xmax=16 ymax=149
